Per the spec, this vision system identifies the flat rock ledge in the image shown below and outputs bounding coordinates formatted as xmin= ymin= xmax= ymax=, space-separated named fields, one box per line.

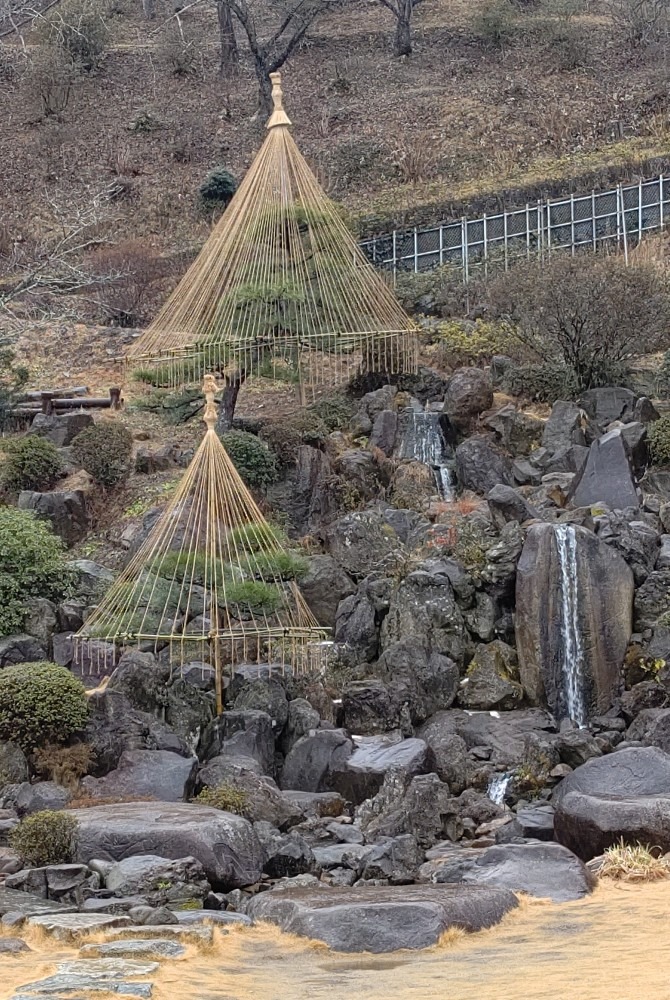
xmin=246 ymin=883 xmax=518 ymax=952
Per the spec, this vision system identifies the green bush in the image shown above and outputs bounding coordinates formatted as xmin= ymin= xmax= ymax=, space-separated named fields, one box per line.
xmin=260 ymin=411 xmax=328 ymax=467
xmin=649 ymin=415 xmax=670 ymax=466
xmin=0 ymin=661 xmax=89 ymax=752
xmin=0 ymin=507 xmax=75 ymax=636
xmin=227 ymin=522 xmax=288 ymax=553
xmin=195 ymin=784 xmax=248 ymax=815
xmin=242 ymin=550 xmax=308 ymax=581
xmin=199 ymin=166 xmax=237 ymax=208
xmin=219 ymin=430 xmax=278 ymax=492
xmin=502 ymin=362 xmax=580 ymax=402
xmin=9 ymin=810 xmax=78 ymax=866
xmin=472 ymin=0 xmax=518 ymax=47
xmin=1 ymin=435 xmax=62 ymax=492
xmin=225 ymin=580 xmax=284 ymax=613
xmin=72 ymin=421 xmax=133 ymax=488
xmin=307 ymin=394 xmax=354 ymax=432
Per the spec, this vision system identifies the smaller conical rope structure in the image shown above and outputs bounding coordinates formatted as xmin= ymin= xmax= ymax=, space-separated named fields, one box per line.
xmin=126 ymin=73 xmax=418 ymax=395
xmin=74 ymin=376 xmax=329 ymax=713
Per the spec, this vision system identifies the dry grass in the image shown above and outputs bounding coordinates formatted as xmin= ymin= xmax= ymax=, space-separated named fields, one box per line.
xmin=598 ymin=840 xmax=670 ymax=882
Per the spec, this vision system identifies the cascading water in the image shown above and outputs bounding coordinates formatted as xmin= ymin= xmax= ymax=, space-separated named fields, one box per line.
xmin=397 ymin=408 xmax=455 ymax=501
xmin=555 ymin=523 xmax=588 ymax=728
xmin=487 ymin=772 xmax=512 ymax=806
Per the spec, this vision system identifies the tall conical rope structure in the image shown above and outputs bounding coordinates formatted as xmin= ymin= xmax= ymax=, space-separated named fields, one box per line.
xmin=74 ymin=376 xmax=329 ymax=714
xmin=126 ymin=73 xmax=419 ymax=397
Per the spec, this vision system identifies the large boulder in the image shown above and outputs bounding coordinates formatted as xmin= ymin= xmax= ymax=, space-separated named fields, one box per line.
xmin=634 ymin=569 xmax=670 ymax=630
xmin=455 ymin=436 xmax=513 ymax=495
xmin=0 ymin=742 xmax=29 ymax=787
xmin=487 ymin=485 xmax=538 ymax=529
xmin=443 ymin=368 xmax=493 ymax=435
xmin=104 ymin=855 xmax=210 ymax=905
xmin=570 ymin=429 xmax=639 ymax=511
xmin=200 ymin=710 xmax=275 ymax=774
xmin=0 ymin=634 xmax=47 ymax=668
xmin=280 ymin=730 xmax=354 ymax=793
xmin=197 ymin=757 xmax=302 ymax=830
xmin=375 ymin=638 xmax=460 ymax=724
xmin=541 ymin=400 xmax=589 ymax=452
xmin=418 ymin=707 xmax=556 ymax=772
xmin=457 ymin=641 xmax=524 ymax=712
xmin=326 ymin=510 xmax=405 ymax=580
xmin=30 ymin=411 xmax=94 ymax=447
xmin=334 ymin=590 xmax=379 ymax=661
xmin=81 ymin=750 xmax=198 ymax=803
xmin=330 ymin=735 xmax=432 ymax=805
xmin=72 ymin=802 xmax=263 ymax=888
xmin=420 ymin=841 xmax=595 ymax=902
xmin=18 ymin=490 xmax=88 ymax=547
xmin=516 ymin=522 xmax=633 ymax=722
xmin=553 ymin=747 xmax=670 ymax=860
xmin=246 ymin=883 xmax=517 ymax=952
xmin=381 ymin=569 xmax=465 ymax=664
xmin=341 ymin=680 xmax=403 ymax=735
xmin=299 ymin=556 xmax=355 ymax=627
xmin=483 ymin=404 xmax=543 ymax=457
xmin=358 ymin=769 xmax=461 ymax=847
xmin=578 ymin=387 xmax=636 ymax=429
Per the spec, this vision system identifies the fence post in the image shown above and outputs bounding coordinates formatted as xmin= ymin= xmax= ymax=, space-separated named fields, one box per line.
xmin=525 ymin=203 xmax=530 ymax=259
xmin=592 ymin=190 xmax=597 ymax=250
xmin=439 ymin=224 xmax=444 ymax=267
xmin=392 ymin=230 xmax=397 ymax=283
xmin=570 ymin=193 xmax=575 ymax=255
xmin=413 ymin=227 xmax=419 ymax=274
xmin=546 ymin=198 xmax=552 ymax=258
xmin=537 ymin=200 xmax=543 ymax=262
xmin=619 ymin=185 xmax=629 ymax=265
xmin=639 ymin=178 xmax=643 ymax=244
xmin=616 ymin=185 xmax=622 ymax=250
xmin=461 ymin=217 xmax=469 ymax=285
xmin=483 ymin=214 xmax=488 ymax=277
xmin=503 ymin=209 xmax=509 ymax=270
xmin=661 ymin=175 xmax=665 ymax=230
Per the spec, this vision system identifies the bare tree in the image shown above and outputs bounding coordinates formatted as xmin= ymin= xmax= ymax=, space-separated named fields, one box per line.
xmin=376 ymin=0 xmax=426 ymax=56
xmin=216 ymin=0 xmax=238 ymax=74
xmin=223 ymin=0 xmax=336 ymax=116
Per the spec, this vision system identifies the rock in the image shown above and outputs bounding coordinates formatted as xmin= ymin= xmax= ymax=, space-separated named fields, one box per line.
xmin=257 ymin=827 xmax=319 ymax=879
xmin=280 ymin=730 xmax=354 ymax=793
xmin=358 ymin=769 xmax=461 ymax=847
xmin=334 ymin=590 xmax=379 ymax=661
xmin=22 ymin=598 xmax=58 ymax=650
xmin=0 ymin=635 xmax=46 ymax=668
xmin=232 ymin=678 xmax=288 ymax=732
xmin=69 ymin=559 xmax=115 ymax=596
xmin=26 ymin=912 xmax=132 ymax=941
xmin=541 ymin=400 xmax=589 ymax=452
xmin=331 ymin=736 xmax=432 ymax=805
xmin=487 ymin=485 xmax=538 ymax=529
xmin=81 ymin=938 xmax=186 ymax=958
xmin=381 ymin=570 xmax=465 ymax=665
xmin=579 ymin=387 xmax=636 ymax=428
xmin=556 ymin=730 xmax=603 ymax=768
xmin=17 ymin=490 xmax=88 ymax=547
xmin=360 ymin=834 xmax=424 ymax=882
xmin=634 ymin=569 xmax=670 ymax=629
xmin=282 ymin=699 xmax=321 ymax=755
xmin=135 ymin=445 xmax=174 ymax=474
xmin=570 ymin=429 xmax=639 ymax=511
xmin=553 ymin=746 xmax=670 ymax=859
xmin=311 ymin=843 xmax=373 ymax=870
xmin=415 ymin=724 xmax=469 ymax=795
xmin=635 ymin=396 xmax=660 ymax=423
xmin=657 ymin=535 xmax=670 ymax=570
xmin=419 ymin=707 xmax=555 ymax=772
xmin=483 ymin=404 xmax=544 ymax=456
xmin=30 ymin=411 xmax=93 ymax=447
xmin=1 ymin=782 xmax=71 ymax=817
xmin=595 ymin=511 xmax=659 ymax=586
xmin=246 ymin=882 xmax=517 ymax=952
xmin=72 ymin=640 xmax=120 ymax=682
xmin=0 ymin=937 xmax=30 ymax=953
xmin=443 ymin=368 xmax=493 ymax=435
xmin=458 ymin=641 xmax=524 ymax=712
xmin=299 ymin=556 xmax=355 ymax=627
xmin=369 ymin=410 xmax=398 ymax=456
xmin=104 ymin=856 xmax=210 ymax=907
xmin=82 ymin=751 xmax=198 ymax=803
xmin=326 ymin=510 xmax=404 ymax=580
xmin=509 ymin=804 xmax=556 ymax=840
xmin=516 ymin=522 xmax=633 ymax=721
xmin=455 ymin=436 xmax=513 ymax=495
xmin=512 ymin=458 xmax=543 ymax=486
xmin=201 ymin=710 xmax=275 ymax=775
xmin=71 ymin=802 xmax=264 ymax=888
xmin=6 ymin=863 xmax=98 ymax=904
xmin=375 ymin=639 xmax=460 ymax=724
xmin=198 ymin=757 xmax=301 ymax=830
xmin=279 ymin=790 xmax=345 ymax=819
xmin=420 ymin=841 xmax=595 ymax=902
xmin=341 ymin=679 xmax=401 ymax=735
xmin=173 ymin=910 xmax=251 ymax=926
xmin=0 ymin=742 xmax=29 ymax=786
xmin=101 ymin=923 xmax=213 ymax=943
xmin=482 ymin=521 xmax=523 ymax=593
xmin=620 ymin=421 xmax=649 ymax=475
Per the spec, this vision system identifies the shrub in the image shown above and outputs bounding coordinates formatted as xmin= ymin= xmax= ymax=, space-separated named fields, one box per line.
xmin=502 ymin=361 xmax=580 ymax=402
xmin=242 ymin=550 xmax=308 ymax=581
xmin=434 ymin=319 xmax=517 ymax=371
xmin=0 ymin=507 xmax=75 ymax=636
xmin=0 ymin=342 xmax=29 ymax=431
xmin=472 ymin=0 xmax=518 ymax=48
xmin=157 ymin=21 xmax=200 ymax=76
xmin=260 ymin=411 xmax=328 ymax=466
xmin=199 ymin=166 xmax=237 ymax=208
xmin=219 ymin=430 xmax=278 ymax=492
xmin=307 ymin=394 xmax=354 ymax=432
xmin=227 ymin=522 xmax=288 ymax=553
xmin=33 ymin=742 xmax=94 ymax=789
xmin=606 ymin=0 xmax=670 ymax=44
xmin=649 ymin=415 xmax=670 ymax=466
xmin=425 ymin=515 xmax=493 ymax=578
xmin=0 ymin=661 xmax=89 ymax=752
xmin=487 ymin=255 xmax=670 ymax=394
xmin=72 ymin=421 xmax=133 ymax=488
xmin=225 ymin=580 xmax=284 ymax=613
xmin=25 ymin=44 xmax=76 ymax=117
xmin=195 ymin=784 xmax=248 ymax=815
xmin=599 ymin=839 xmax=670 ymax=881
xmin=40 ymin=0 xmax=108 ymax=72
xmin=9 ymin=810 xmax=78 ymax=867
xmin=1 ymin=435 xmax=63 ymax=493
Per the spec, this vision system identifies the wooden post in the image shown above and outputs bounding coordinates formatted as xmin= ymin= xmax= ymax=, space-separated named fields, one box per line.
xmin=110 ymin=387 xmax=122 ymax=410
xmin=41 ymin=392 xmax=54 ymax=416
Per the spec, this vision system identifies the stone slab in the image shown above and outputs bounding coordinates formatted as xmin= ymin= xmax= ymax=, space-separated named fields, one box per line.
xmin=27 ymin=913 xmax=131 ymax=941
xmin=80 ymin=940 xmax=186 ymax=960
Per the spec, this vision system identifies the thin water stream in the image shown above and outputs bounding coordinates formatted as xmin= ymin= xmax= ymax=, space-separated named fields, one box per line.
xmin=555 ymin=524 xmax=588 ymax=727
xmin=396 ymin=408 xmax=455 ymax=501
xmin=4 ymin=882 xmax=670 ymax=1000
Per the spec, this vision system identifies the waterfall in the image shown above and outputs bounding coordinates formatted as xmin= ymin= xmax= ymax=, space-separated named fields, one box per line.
xmin=555 ymin=524 xmax=588 ymax=728
xmin=487 ymin=773 xmax=512 ymax=806
xmin=397 ymin=409 xmax=455 ymax=501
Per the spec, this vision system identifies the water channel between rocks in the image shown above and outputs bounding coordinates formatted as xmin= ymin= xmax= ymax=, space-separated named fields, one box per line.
xmin=3 ymin=881 xmax=670 ymax=1000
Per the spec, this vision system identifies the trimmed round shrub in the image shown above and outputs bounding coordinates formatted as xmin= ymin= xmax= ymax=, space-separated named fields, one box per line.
xmin=199 ymin=166 xmax=237 ymax=207
xmin=72 ymin=421 xmax=133 ymax=488
xmin=649 ymin=414 xmax=670 ymax=467
xmin=9 ymin=810 xmax=78 ymax=866
xmin=0 ymin=661 xmax=89 ymax=752
xmin=1 ymin=435 xmax=62 ymax=492
xmin=0 ymin=507 xmax=75 ymax=636
xmin=219 ymin=430 xmax=278 ymax=492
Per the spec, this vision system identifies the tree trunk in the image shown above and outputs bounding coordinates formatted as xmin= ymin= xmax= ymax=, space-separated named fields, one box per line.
xmin=217 ymin=1 xmax=238 ymax=76
xmin=394 ymin=0 xmax=413 ymax=56
xmin=216 ymin=369 xmax=245 ymax=433
xmin=255 ymin=61 xmax=273 ymax=120
xmin=142 ymin=0 xmax=156 ymax=19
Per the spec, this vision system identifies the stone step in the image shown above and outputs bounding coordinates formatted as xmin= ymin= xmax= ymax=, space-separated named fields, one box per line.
xmin=101 ymin=924 xmax=213 ymax=944
xmin=26 ymin=913 xmax=131 ymax=941
xmin=80 ymin=939 xmax=186 ymax=960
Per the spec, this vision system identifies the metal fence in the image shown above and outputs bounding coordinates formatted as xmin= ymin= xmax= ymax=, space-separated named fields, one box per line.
xmin=360 ymin=175 xmax=670 ymax=279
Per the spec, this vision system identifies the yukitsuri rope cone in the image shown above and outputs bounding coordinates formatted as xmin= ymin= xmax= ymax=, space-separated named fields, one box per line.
xmin=74 ymin=377 xmax=329 ymax=714
xmin=126 ymin=73 xmax=418 ymax=398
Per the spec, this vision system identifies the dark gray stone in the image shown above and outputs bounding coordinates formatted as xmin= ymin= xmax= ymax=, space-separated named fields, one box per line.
xmin=634 ymin=569 xmax=670 ymax=630
xmin=0 ymin=937 xmax=29 ymax=953
xmin=570 ymin=429 xmax=639 ymax=511
xmin=326 ymin=510 xmax=404 ymax=580
xmin=458 ymin=641 xmax=524 ymax=712
xmin=541 ymin=400 xmax=589 ymax=452
xmin=201 ymin=710 xmax=275 ymax=774
xmin=331 ymin=736 xmax=432 ymax=805
xmin=370 ymin=410 xmax=399 ymax=456
xmin=376 ymin=639 xmax=460 ymax=724
xmin=299 ymin=556 xmax=355 ymax=627
xmin=0 ymin=742 xmax=29 ymax=786
xmin=579 ymin=387 xmax=636 ymax=428
xmin=82 ymin=751 xmax=197 ymax=803
xmin=80 ymin=939 xmax=185 ymax=958
xmin=487 ymin=485 xmax=538 ymax=529
xmin=443 ymin=368 xmax=493 ymax=435
xmin=381 ymin=570 xmax=465 ymax=665
xmin=1 ymin=782 xmax=71 ymax=817
xmin=281 ymin=730 xmax=354 ymax=793
xmin=0 ymin=635 xmax=46 ymax=668
xmin=17 ymin=490 xmax=88 ymax=547
xmin=198 ymin=756 xmax=302 ymax=830
xmin=455 ymin=436 xmax=513 ymax=495
xmin=30 ymin=411 xmax=94 ymax=447
xmin=105 ymin=855 xmax=210 ymax=905
xmin=246 ymin=882 xmax=517 ymax=952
